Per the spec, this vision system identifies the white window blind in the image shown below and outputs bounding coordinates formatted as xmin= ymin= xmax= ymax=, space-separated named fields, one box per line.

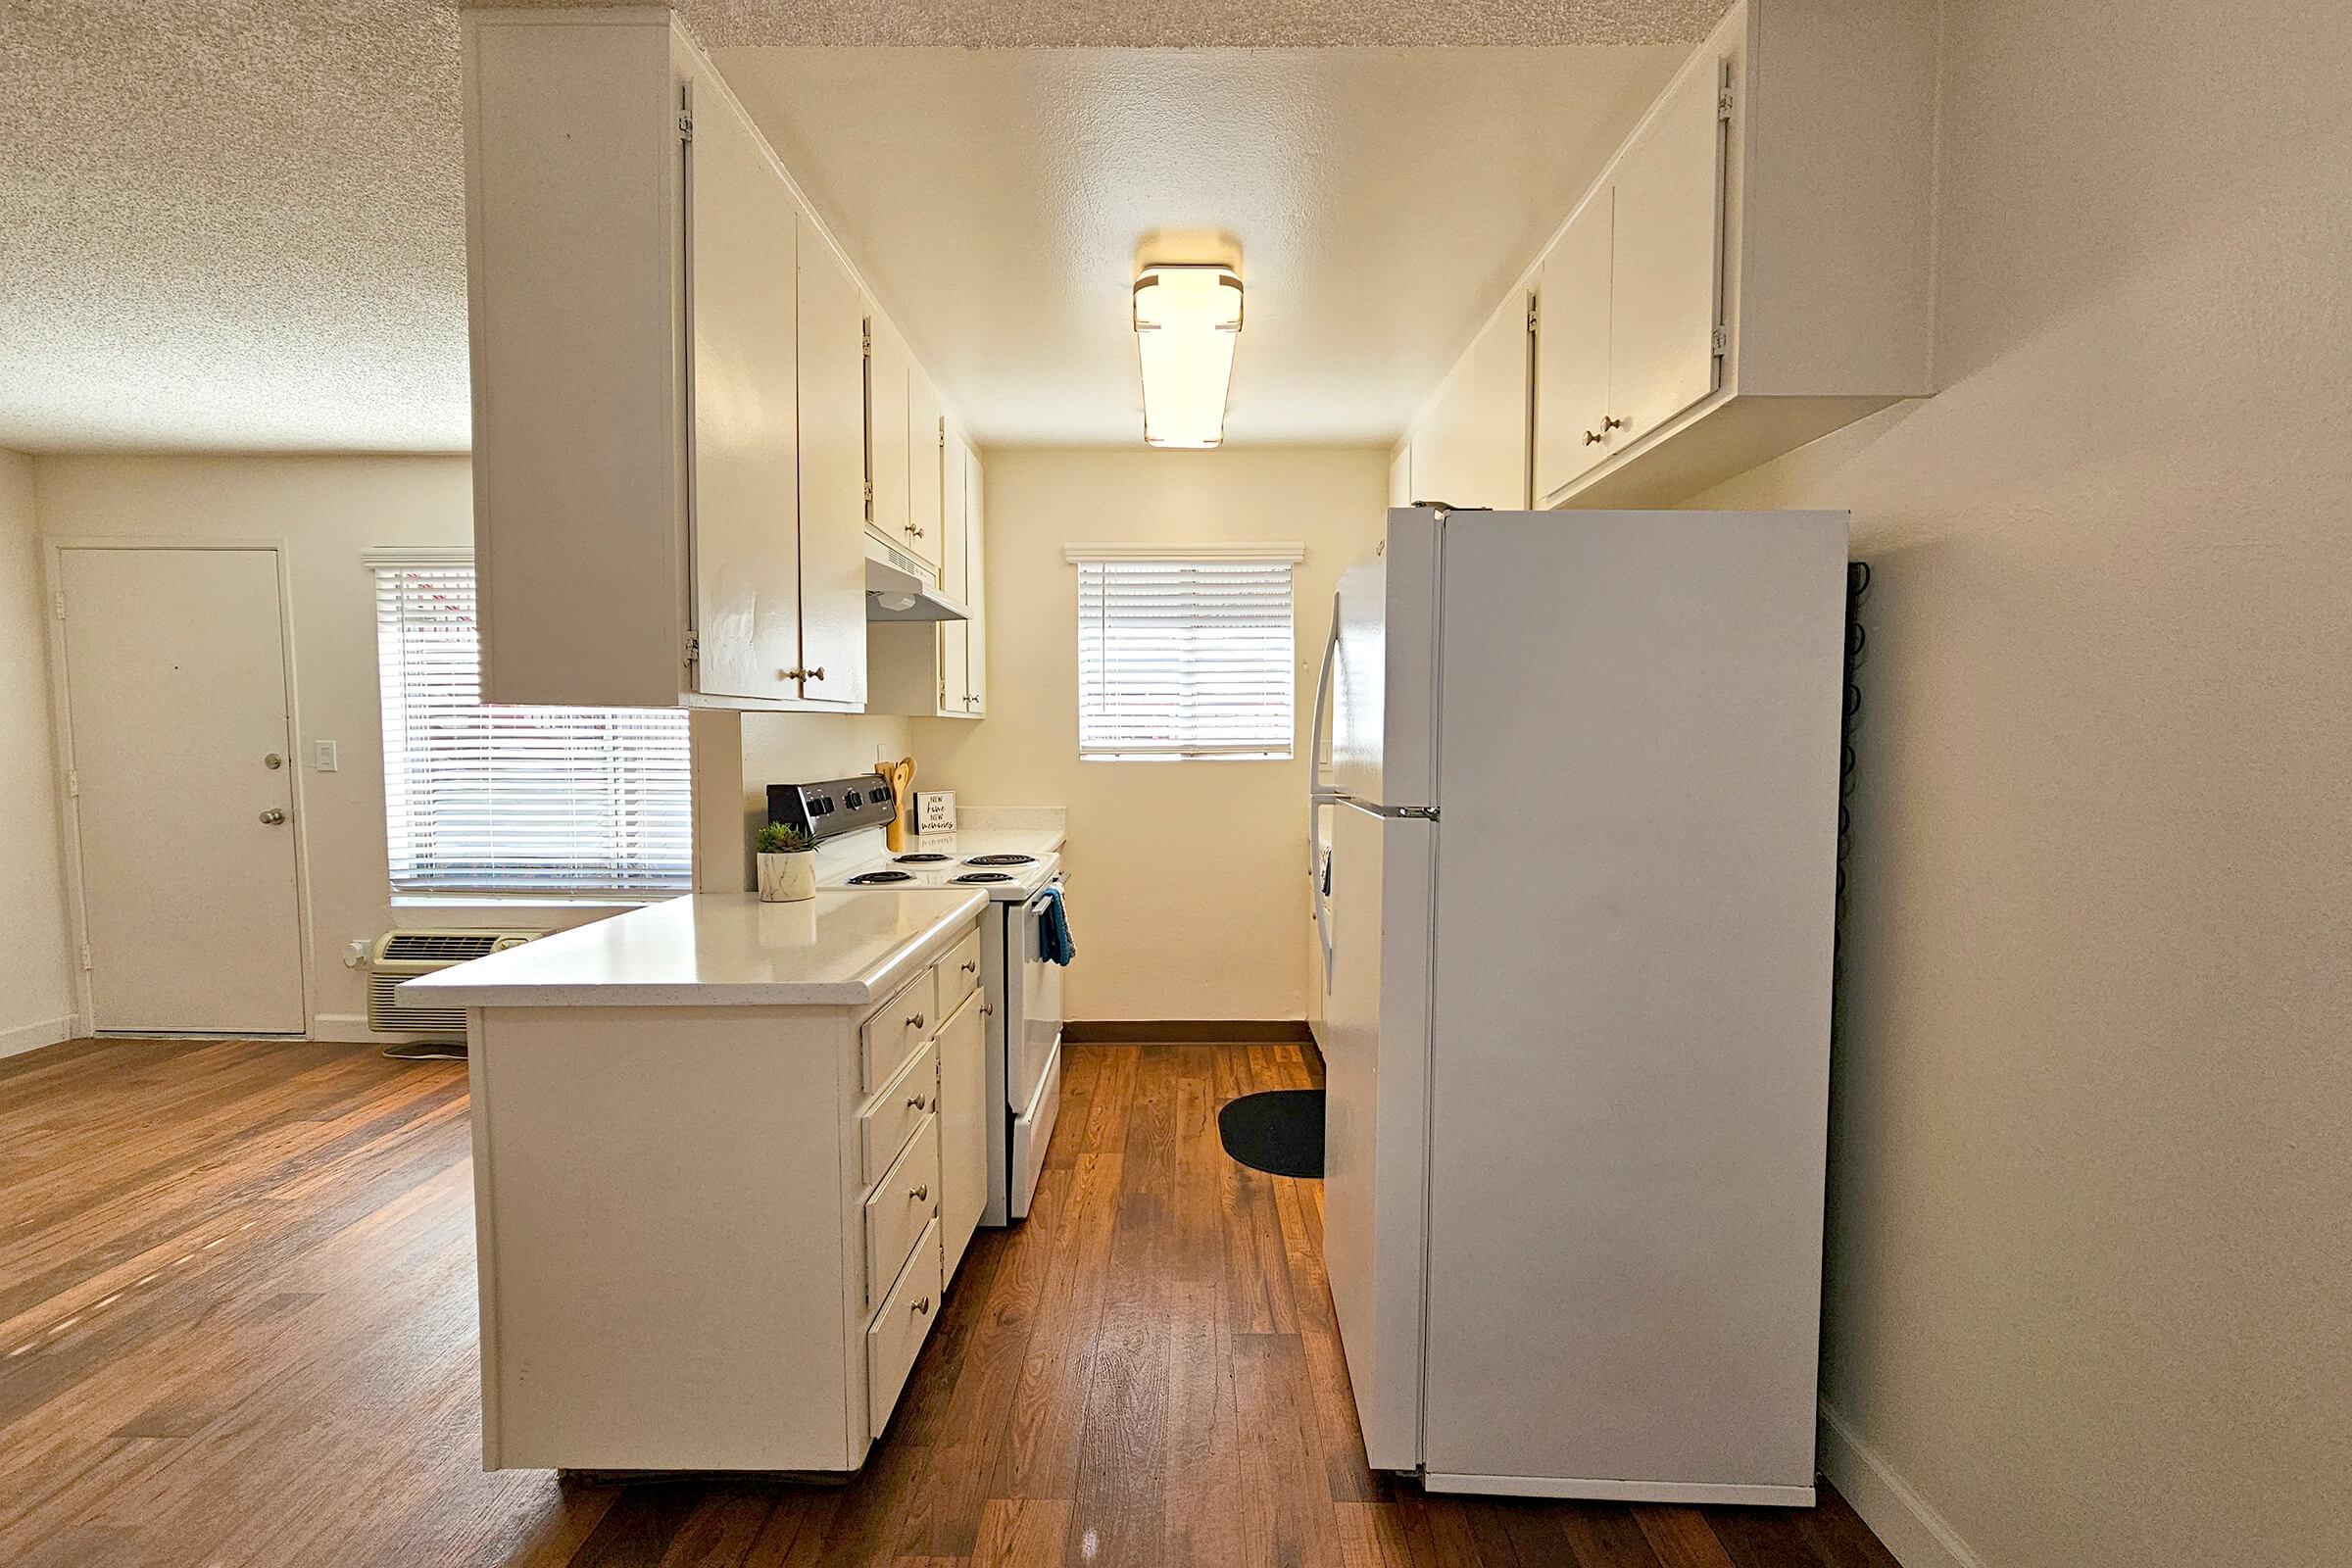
xmin=373 ymin=561 xmax=692 ymax=895
xmin=1075 ymin=556 xmax=1296 ymax=760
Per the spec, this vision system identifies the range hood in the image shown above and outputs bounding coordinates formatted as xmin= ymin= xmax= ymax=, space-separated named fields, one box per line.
xmin=864 ymin=536 xmax=968 ymax=622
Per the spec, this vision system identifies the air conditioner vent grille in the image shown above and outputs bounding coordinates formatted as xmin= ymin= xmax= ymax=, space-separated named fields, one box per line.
xmin=365 ymin=927 xmax=544 ymax=1039
xmin=379 ymin=932 xmax=505 ymax=962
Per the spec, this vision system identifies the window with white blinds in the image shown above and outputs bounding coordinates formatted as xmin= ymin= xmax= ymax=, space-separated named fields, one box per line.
xmin=372 ymin=561 xmax=692 ymax=895
xmin=1074 ymin=556 xmax=1297 ymax=760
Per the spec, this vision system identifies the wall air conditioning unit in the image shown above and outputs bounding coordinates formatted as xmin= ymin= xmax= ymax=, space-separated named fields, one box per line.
xmin=365 ymin=929 xmax=542 ymax=1039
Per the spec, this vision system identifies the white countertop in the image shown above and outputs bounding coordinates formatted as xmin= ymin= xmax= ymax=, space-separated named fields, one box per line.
xmin=396 ymin=889 xmax=988 ymax=1007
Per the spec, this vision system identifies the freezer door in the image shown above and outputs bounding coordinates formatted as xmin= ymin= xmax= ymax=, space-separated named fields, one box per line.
xmin=1330 ymin=509 xmax=1441 ymax=810
xmin=1320 ymin=799 xmax=1435 ymax=1473
xmin=1418 ymin=508 xmax=1847 ymax=1496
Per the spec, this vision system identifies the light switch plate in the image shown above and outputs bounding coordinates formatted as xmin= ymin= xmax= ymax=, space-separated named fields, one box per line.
xmin=313 ymin=740 xmax=339 ymax=772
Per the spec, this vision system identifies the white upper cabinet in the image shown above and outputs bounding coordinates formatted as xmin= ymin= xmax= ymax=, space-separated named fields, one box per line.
xmin=1531 ymin=193 xmax=1614 ymax=499
xmin=461 ymin=9 xmax=979 ymax=712
xmin=1403 ymin=291 xmax=1533 ymax=512
xmin=866 ymin=311 xmax=912 ymax=555
xmin=796 ymin=218 xmax=871 ymax=705
xmin=867 ymin=433 xmax=985 ymax=719
xmin=687 ymin=82 xmax=802 ymax=704
xmin=959 ymin=442 xmax=986 ymax=716
xmin=1603 ymin=59 xmax=1727 ymax=454
xmin=1519 ymin=0 xmax=1936 ymax=508
xmin=902 ymin=368 xmax=945 ymax=574
xmin=461 ymin=10 xmax=877 ymax=710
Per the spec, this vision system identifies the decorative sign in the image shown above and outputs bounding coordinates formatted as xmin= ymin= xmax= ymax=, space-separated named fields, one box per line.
xmin=914 ymin=790 xmax=958 ymax=835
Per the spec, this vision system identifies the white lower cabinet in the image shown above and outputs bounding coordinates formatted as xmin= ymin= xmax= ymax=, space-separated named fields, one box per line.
xmin=866 ymin=1217 xmax=944 ymax=1442
xmin=465 ymin=916 xmax=988 ymax=1472
xmin=935 ymin=989 xmax=988 ymax=1281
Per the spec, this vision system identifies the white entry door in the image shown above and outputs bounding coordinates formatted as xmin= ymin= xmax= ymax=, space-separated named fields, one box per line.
xmin=56 ymin=547 xmax=307 ymax=1034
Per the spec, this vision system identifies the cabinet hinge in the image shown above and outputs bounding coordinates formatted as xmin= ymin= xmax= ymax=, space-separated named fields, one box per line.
xmin=862 ymin=479 xmax=874 ymax=505
xmin=66 ymin=769 xmax=78 ymax=798
xmin=79 ymin=944 xmax=92 ymax=971
xmin=51 ymin=590 xmax=66 ymax=620
xmin=1717 ymin=88 xmax=1734 ymax=122
xmin=684 ymin=635 xmax=700 ymax=670
xmin=1526 ymin=298 xmax=1539 ymax=335
xmin=677 ymin=112 xmax=694 ymax=142
xmin=1710 ymin=324 xmax=1729 ymax=356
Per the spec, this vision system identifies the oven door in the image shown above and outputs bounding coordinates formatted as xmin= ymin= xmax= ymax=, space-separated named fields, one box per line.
xmin=1010 ymin=874 xmax=1067 ymax=1113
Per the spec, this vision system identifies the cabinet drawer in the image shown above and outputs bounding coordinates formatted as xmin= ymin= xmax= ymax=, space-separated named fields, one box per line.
xmin=860 ymin=969 xmax=938 ymax=1093
xmin=937 ymin=926 xmax=983 ymax=1017
xmin=863 ymin=1113 xmax=940 ymax=1310
xmin=866 ymin=1215 xmax=943 ymax=1442
xmin=860 ymin=1039 xmax=939 ymax=1185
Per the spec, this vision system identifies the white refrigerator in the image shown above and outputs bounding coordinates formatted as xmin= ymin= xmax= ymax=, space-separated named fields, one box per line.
xmin=1310 ymin=506 xmax=1847 ymax=1505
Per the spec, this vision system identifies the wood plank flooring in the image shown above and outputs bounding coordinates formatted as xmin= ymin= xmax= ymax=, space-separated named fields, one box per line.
xmin=0 ymin=1037 xmax=1898 ymax=1568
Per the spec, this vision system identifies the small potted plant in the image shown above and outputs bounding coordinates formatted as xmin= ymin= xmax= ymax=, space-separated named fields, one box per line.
xmin=755 ymin=822 xmax=817 ymax=903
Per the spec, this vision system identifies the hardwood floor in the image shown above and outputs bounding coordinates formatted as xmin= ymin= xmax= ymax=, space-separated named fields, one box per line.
xmin=0 ymin=1038 xmax=1898 ymax=1568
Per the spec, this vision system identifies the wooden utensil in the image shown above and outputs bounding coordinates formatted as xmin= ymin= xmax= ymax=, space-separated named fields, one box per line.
xmin=884 ymin=756 xmax=915 ymax=852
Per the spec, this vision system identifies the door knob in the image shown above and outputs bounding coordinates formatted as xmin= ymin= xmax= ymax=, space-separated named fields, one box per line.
xmin=259 ymin=808 xmax=286 ymax=825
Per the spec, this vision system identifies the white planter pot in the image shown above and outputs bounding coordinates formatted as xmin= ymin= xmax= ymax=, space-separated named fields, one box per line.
xmin=757 ymin=851 xmax=816 ymax=903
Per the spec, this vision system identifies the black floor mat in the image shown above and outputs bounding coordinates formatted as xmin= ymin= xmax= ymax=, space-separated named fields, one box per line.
xmin=1216 ymin=1089 xmax=1325 ymax=1179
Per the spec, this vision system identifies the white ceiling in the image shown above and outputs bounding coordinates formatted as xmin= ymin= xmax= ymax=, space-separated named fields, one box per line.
xmin=721 ymin=46 xmax=1686 ymax=446
xmin=0 ymin=2 xmax=1706 ymax=454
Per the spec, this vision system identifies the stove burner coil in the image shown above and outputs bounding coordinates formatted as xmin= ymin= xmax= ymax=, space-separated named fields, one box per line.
xmin=952 ymin=871 xmax=1013 ymax=884
xmin=893 ymin=853 xmax=952 ymax=863
xmin=846 ymin=870 xmax=915 ymax=885
xmin=964 ymin=854 xmax=1036 ymax=866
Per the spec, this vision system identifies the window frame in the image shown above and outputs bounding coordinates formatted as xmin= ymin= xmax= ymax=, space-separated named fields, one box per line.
xmin=369 ymin=553 xmax=694 ymax=899
xmin=1066 ymin=543 xmax=1304 ymax=764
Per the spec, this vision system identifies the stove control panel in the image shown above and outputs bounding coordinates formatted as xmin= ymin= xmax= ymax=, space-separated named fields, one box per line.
xmin=766 ymin=772 xmax=898 ymax=842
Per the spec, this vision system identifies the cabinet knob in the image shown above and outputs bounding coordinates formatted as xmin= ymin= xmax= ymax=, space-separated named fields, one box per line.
xmin=805 ymin=666 xmax=825 ymax=682
xmin=1602 ymin=415 xmax=1626 ymax=432
xmin=907 ymin=1011 xmax=926 ymax=1030
xmin=906 ymin=1093 xmax=928 ymax=1111
xmin=960 ymin=960 xmax=978 ymax=974
xmin=911 ymin=1296 xmax=931 ymax=1316
xmin=1583 ymin=428 xmax=1606 ymax=446
xmin=259 ymin=808 xmax=287 ymax=825
xmin=909 ymin=1184 xmax=929 ymax=1202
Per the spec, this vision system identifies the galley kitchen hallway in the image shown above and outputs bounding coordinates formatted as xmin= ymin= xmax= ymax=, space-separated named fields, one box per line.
xmin=0 ymin=1039 xmax=1894 ymax=1567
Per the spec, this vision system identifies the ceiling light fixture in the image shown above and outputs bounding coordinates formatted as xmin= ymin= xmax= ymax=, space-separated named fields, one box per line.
xmin=1132 ymin=264 xmax=1243 ymax=449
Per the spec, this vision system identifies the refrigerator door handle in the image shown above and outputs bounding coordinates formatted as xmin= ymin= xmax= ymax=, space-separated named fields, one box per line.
xmin=1307 ymin=591 xmax=1343 ymax=878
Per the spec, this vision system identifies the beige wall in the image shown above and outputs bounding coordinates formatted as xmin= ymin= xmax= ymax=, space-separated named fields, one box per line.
xmin=0 ymin=450 xmax=75 ymax=1056
xmin=30 ymin=455 xmax=936 ymax=1036
xmin=35 ymin=455 xmax=475 ymax=1036
xmin=1684 ymin=3 xmax=2351 ymax=1564
xmin=909 ymin=447 xmax=1387 ymax=1020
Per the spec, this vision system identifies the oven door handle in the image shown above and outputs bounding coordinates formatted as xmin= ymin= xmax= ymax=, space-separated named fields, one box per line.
xmin=1024 ymin=875 xmax=1065 ymax=917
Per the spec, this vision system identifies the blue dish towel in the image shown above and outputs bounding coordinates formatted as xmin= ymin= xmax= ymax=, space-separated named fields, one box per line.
xmin=1037 ymin=886 xmax=1076 ymax=967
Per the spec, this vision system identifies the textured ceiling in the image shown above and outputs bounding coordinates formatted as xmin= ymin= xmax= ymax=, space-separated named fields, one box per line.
xmin=721 ymin=44 xmax=1687 ymax=445
xmin=0 ymin=1 xmax=1715 ymax=454
xmin=0 ymin=2 xmax=470 ymax=452
xmin=674 ymin=0 xmax=1726 ymax=48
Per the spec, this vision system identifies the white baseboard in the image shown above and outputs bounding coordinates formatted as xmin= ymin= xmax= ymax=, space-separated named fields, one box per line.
xmin=0 ymin=1013 xmax=77 ymax=1061
xmin=1819 ymin=1401 xmax=1988 ymax=1568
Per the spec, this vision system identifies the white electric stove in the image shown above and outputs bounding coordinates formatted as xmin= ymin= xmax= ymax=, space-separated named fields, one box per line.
xmin=771 ymin=775 xmax=1069 ymax=1225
